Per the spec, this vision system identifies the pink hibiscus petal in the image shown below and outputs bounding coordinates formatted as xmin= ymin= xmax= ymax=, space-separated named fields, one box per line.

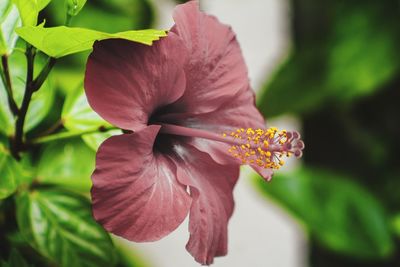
xmin=172 ymin=142 xmax=240 ymax=265
xmin=84 ymin=33 xmax=187 ymax=131
xmin=171 ymin=1 xmax=252 ymax=114
xmin=91 ymin=125 xmax=191 ymax=242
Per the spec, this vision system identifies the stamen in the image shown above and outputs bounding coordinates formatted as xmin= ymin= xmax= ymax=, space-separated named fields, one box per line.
xmin=223 ymin=127 xmax=304 ymax=170
xmin=158 ymin=124 xmax=304 ymax=170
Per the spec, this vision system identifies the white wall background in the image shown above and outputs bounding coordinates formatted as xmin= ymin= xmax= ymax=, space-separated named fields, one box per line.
xmin=122 ymin=1 xmax=308 ymax=266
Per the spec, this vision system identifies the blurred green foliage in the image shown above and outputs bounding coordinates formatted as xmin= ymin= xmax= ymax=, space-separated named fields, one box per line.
xmin=256 ymin=167 xmax=393 ymax=258
xmin=256 ymin=0 xmax=400 ymax=266
xmin=258 ymin=0 xmax=400 ymax=117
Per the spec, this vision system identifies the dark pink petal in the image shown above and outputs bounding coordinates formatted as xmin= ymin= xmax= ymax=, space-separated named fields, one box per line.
xmin=169 ymin=2 xmax=272 ymax=180
xmin=172 ymin=143 xmax=240 ymax=265
xmin=171 ymin=1 xmax=251 ymax=114
xmin=84 ymin=33 xmax=187 ymax=131
xmin=91 ymin=125 xmax=191 ymax=242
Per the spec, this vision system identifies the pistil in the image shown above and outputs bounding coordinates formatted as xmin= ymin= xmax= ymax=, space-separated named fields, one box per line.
xmin=159 ymin=123 xmax=304 ymax=170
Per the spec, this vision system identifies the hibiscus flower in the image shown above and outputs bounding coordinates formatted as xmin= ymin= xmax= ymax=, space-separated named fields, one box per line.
xmin=84 ymin=1 xmax=304 ymax=265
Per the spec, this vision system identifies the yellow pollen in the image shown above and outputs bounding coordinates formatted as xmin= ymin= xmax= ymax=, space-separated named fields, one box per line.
xmin=223 ymin=126 xmax=296 ymax=171
xmin=263 ymin=140 xmax=269 ymax=148
xmin=246 ymin=128 xmax=255 ymax=135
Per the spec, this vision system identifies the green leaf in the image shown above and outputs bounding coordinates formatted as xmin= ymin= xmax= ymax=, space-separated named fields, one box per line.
xmin=67 ymin=0 xmax=87 ymax=16
xmin=393 ymin=214 xmax=400 ymax=238
xmin=0 ymin=144 xmax=29 ymax=199
xmin=0 ymin=51 xmax=54 ymax=135
xmin=62 ymin=85 xmax=107 ymax=131
xmin=16 ymin=189 xmax=118 ymax=267
xmin=81 ymin=131 xmax=120 ymax=151
xmin=254 ymin=167 xmax=394 ymax=259
xmin=257 ymin=51 xmax=328 ymax=117
xmin=47 ymin=0 xmax=154 ymax=33
xmin=37 ymin=0 xmax=51 ymax=10
xmin=113 ymin=238 xmax=149 ymax=267
xmin=12 ymin=0 xmax=51 ymax=26
xmin=62 ymin=85 xmax=121 ymax=150
xmin=258 ymin=1 xmax=400 ymax=118
xmin=0 ymin=1 xmax=21 ymax=55
xmin=16 ymin=26 xmax=166 ymax=58
xmin=2 ymin=249 xmax=32 ymax=267
xmin=36 ymin=138 xmax=95 ymax=192
xmin=326 ymin=3 xmax=400 ymax=100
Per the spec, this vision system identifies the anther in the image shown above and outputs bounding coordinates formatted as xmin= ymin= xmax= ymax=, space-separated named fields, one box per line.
xmin=223 ymin=127 xmax=304 ymax=170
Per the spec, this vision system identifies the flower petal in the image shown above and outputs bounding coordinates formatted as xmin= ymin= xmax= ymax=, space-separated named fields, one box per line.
xmin=171 ymin=1 xmax=251 ymax=114
xmin=172 ymin=143 xmax=240 ymax=265
xmin=91 ymin=125 xmax=191 ymax=242
xmin=84 ymin=33 xmax=187 ymax=131
xmin=169 ymin=2 xmax=272 ymax=180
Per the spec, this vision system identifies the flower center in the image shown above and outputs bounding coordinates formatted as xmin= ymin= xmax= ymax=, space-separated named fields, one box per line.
xmin=159 ymin=124 xmax=304 ymax=170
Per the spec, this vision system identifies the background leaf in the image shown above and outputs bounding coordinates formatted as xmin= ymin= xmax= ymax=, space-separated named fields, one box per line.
xmin=16 ymin=26 xmax=166 ymax=58
xmin=16 ymin=189 xmax=118 ymax=267
xmin=46 ymin=0 xmax=154 ymax=32
xmin=258 ymin=0 xmax=400 ymax=118
xmin=0 ymin=0 xmax=21 ymax=55
xmin=1 ymin=248 xmax=32 ymax=267
xmin=12 ymin=0 xmax=51 ymax=26
xmin=325 ymin=2 xmax=400 ymax=100
xmin=61 ymin=85 xmax=121 ymax=150
xmin=66 ymin=0 xmax=87 ymax=17
xmin=254 ymin=167 xmax=394 ymax=259
xmin=35 ymin=138 xmax=95 ymax=192
xmin=0 ymin=144 xmax=30 ymax=199
xmin=113 ymin=238 xmax=150 ymax=267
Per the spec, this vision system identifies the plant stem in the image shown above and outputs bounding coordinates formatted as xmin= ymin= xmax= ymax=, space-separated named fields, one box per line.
xmin=12 ymin=45 xmax=36 ymax=160
xmin=10 ymin=45 xmax=58 ymax=159
xmin=31 ymin=126 xmax=118 ymax=144
xmin=1 ymin=55 xmax=19 ymax=115
xmin=31 ymin=57 xmax=56 ymax=92
xmin=66 ymin=13 xmax=73 ymax=26
xmin=36 ymin=119 xmax=64 ymax=137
